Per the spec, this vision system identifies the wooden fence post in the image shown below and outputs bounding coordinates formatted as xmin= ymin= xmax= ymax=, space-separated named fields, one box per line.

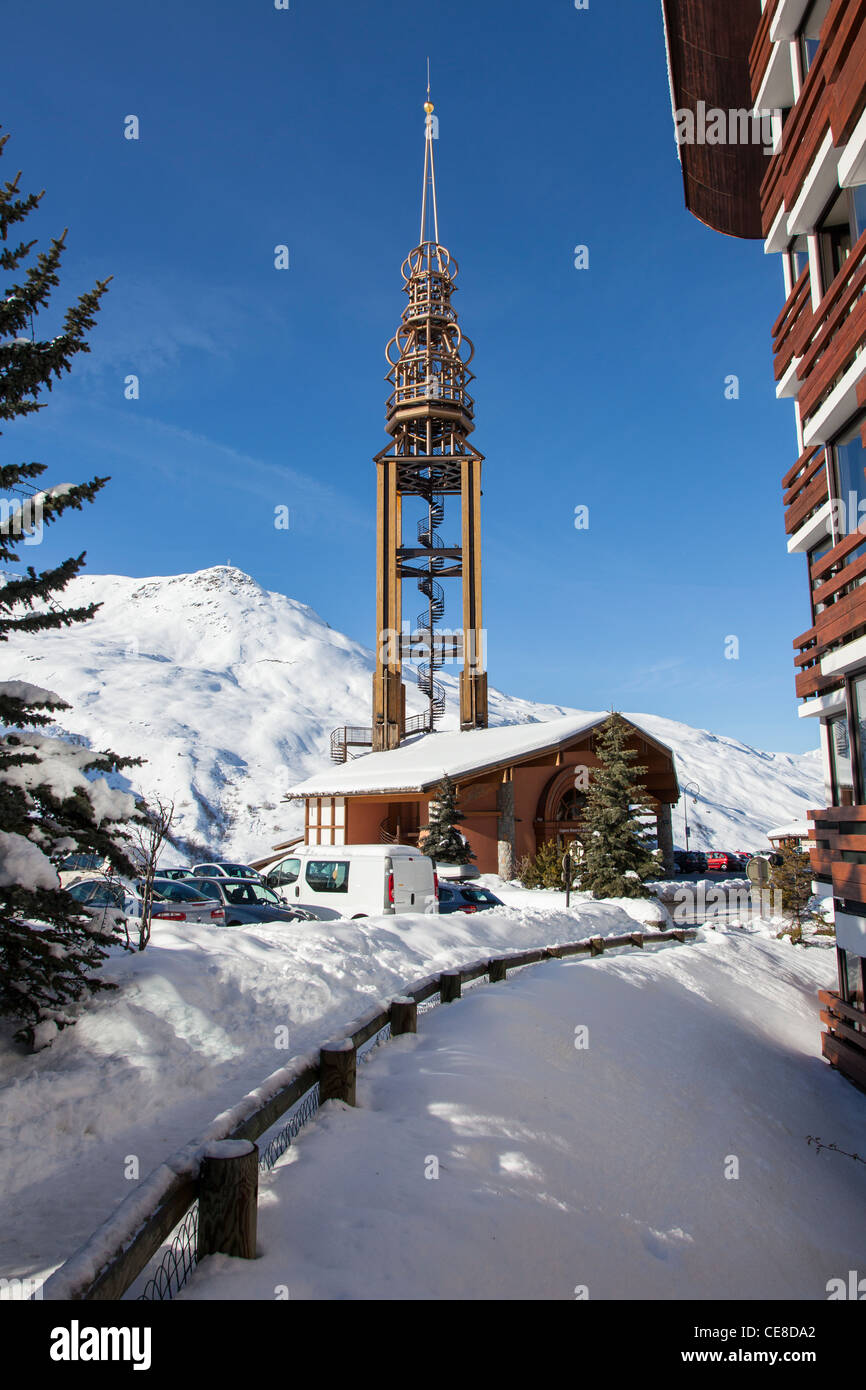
xmin=440 ymin=970 xmax=462 ymax=1002
xmin=320 ymin=1039 xmax=357 ymax=1105
xmin=629 ymin=932 xmax=644 ymax=949
xmin=589 ymin=936 xmax=605 ymax=957
xmin=488 ymin=958 xmax=507 ymax=983
xmin=391 ymin=995 xmax=417 ymax=1035
xmin=197 ymin=1140 xmax=258 ymax=1261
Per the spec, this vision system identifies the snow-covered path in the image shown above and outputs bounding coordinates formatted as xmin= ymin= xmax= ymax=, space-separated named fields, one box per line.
xmin=179 ymin=930 xmax=864 ymax=1301
xmin=0 ymin=893 xmax=664 ymax=1286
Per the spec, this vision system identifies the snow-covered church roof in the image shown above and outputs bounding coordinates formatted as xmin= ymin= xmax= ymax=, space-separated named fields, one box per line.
xmin=288 ymin=714 xmax=676 ymax=798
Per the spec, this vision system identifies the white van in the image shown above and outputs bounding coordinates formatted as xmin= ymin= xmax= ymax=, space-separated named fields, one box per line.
xmin=264 ymin=844 xmax=439 ymax=919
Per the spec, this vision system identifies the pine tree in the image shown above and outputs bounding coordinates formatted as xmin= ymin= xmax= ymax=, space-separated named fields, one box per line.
xmin=576 ymin=712 xmax=660 ymax=900
xmin=516 ymin=839 xmax=566 ymax=890
xmin=419 ymin=775 xmax=475 ymax=865
xmin=770 ymin=842 xmax=815 ymax=940
xmin=0 ymin=129 xmax=140 ymax=1047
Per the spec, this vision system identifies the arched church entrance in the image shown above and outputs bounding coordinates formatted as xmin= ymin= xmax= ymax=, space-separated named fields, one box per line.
xmin=535 ymin=767 xmax=589 ymax=853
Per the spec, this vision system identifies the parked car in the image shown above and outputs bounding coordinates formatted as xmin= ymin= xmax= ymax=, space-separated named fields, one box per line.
xmin=157 ymin=867 xmax=195 ymax=881
xmin=139 ymin=879 xmax=226 ymax=925
xmin=64 ymin=878 xmax=140 ymax=933
xmin=191 ymin=862 xmax=262 ymax=881
xmin=58 ymin=852 xmax=111 ymax=887
xmin=673 ymin=850 xmax=710 ymax=874
xmin=437 ymin=883 xmax=504 ymax=914
xmin=265 ymin=844 xmax=438 ymax=919
xmin=706 ymin=851 xmax=745 ymax=872
xmin=184 ymin=877 xmax=316 ymax=926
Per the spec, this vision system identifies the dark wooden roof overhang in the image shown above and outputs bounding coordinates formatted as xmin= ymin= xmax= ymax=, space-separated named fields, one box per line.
xmin=661 ymin=0 xmax=765 ymax=239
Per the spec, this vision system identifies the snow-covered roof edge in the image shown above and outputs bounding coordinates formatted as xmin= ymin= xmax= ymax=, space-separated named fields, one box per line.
xmin=288 ymin=714 xmax=678 ymax=799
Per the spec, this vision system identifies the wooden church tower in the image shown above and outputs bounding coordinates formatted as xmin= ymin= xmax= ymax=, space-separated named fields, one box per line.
xmin=371 ymin=90 xmax=488 ymax=752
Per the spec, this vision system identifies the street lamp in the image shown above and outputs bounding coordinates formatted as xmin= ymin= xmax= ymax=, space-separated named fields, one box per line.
xmin=682 ymin=781 xmax=700 ymax=849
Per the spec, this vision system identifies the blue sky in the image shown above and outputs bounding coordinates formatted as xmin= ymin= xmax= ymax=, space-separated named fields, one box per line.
xmin=2 ymin=0 xmax=814 ymax=752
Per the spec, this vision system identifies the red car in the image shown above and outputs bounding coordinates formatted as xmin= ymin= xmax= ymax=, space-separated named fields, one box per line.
xmin=706 ymin=851 xmax=744 ymax=872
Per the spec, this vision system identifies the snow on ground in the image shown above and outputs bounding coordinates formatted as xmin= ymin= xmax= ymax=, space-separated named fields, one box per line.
xmin=0 ymin=566 xmax=823 ymax=860
xmin=0 ymin=887 xmax=670 ymax=1287
xmin=178 ymin=927 xmax=860 ymax=1302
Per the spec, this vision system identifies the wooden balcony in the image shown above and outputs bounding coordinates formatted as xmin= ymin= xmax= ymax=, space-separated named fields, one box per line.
xmin=782 ymin=442 xmax=824 ymax=494
xmin=757 ymin=0 xmax=866 ymax=237
xmin=784 ymin=464 xmax=829 ymax=535
xmin=809 ymin=808 xmax=866 ymax=901
xmin=797 ymin=231 xmax=866 ymax=423
xmin=795 ymin=663 xmax=838 ymax=698
xmin=819 ymin=989 xmax=866 ymax=1090
xmin=810 ymin=527 xmax=866 ymax=588
xmin=791 ymin=576 xmax=866 ymax=697
xmin=827 ymin=1 xmax=866 ymax=146
xmin=773 ymin=267 xmax=812 ymax=382
xmin=749 ymin=0 xmax=780 ymax=98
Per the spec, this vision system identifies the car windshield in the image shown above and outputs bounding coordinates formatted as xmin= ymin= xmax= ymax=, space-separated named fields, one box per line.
xmin=223 ymin=882 xmax=278 ymax=906
xmin=60 ymin=852 xmax=103 ymax=872
xmin=153 ymin=881 xmax=213 ymax=903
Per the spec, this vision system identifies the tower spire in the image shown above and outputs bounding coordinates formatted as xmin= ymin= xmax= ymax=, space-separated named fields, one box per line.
xmin=368 ymin=90 xmax=488 ymax=751
xmin=420 ymin=64 xmax=440 ymax=248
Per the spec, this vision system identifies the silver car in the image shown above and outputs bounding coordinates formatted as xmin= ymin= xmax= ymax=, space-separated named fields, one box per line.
xmin=64 ymin=878 xmax=140 ymax=933
xmin=145 ymin=879 xmax=227 ymax=925
xmin=191 ymin=862 xmax=262 ymax=881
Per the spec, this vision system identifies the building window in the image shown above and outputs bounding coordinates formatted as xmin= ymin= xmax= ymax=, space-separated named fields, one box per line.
xmin=828 ymin=715 xmax=854 ymax=806
xmin=851 ymin=185 xmax=866 ymax=243
xmin=798 ymin=0 xmax=831 ymax=77
xmin=833 ymin=417 xmax=866 ymax=536
xmin=555 ymin=789 xmax=586 ymax=821
xmin=838 ymin=947 xmax=866 ymax=1010
xmin=852 ymin=675 xmax=866 ymax=804
xmin=818 ymin=190 xmax=854 ymax=292
xmin=790 ymin=234 xmax=809 ymax=282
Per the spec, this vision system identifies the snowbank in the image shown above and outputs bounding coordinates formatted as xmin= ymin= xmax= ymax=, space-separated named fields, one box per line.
xmin=0 ymin=891 xmax=667 ymax=1286
xmin=179 ymin=927 xmax=855 ymax=1301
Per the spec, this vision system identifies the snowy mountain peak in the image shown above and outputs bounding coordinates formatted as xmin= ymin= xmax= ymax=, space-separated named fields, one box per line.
xmin=0 ymin=568 xmax=822 ymax=861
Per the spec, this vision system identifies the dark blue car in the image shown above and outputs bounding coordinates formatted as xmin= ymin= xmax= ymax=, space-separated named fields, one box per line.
xmin=185 ymin=877 xmax=315 ymax=926
xmin=437 ymin=883 xmax=504 ymax=915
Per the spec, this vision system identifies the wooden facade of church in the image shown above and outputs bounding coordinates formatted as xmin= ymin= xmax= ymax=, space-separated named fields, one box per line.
xmin=298 ymin=719 xmax=679 ymax=877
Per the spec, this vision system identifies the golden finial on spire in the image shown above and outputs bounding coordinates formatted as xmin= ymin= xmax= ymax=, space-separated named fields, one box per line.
xmin=425 ymin=57 xmax=433 ymax=113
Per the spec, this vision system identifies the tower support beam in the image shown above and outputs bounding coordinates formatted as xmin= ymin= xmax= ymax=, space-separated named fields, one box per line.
xmin=373 ymin=459 xmax=405 ymax=751
xmin=460 ymin=455 xmax=487 ymax=730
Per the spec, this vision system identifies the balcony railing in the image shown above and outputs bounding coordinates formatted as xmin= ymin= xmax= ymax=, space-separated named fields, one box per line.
xmin=819 ymin=989 xmax=866 ymax=1090
xmin=749 ymin=0 xmax=781 ymax=99
xmin=756 ymin=0 xmax=866 ymax=237
xmin=773 ymin=267 xmax=812 ymax=382
xmin=797 ymin=231 xmax=866 ymax=424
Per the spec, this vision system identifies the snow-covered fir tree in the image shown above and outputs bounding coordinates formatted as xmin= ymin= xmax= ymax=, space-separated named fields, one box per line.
xmin=0 ymin=129 xmax=140 ymax=1047
xmin=419 ymin=775 xmax=475 ymax=865
xmin=576 ymin=712 xmax=660 ymax=900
